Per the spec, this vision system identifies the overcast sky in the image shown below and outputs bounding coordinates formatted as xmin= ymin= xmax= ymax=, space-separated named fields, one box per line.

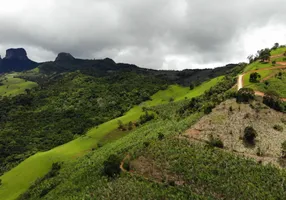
xmin=0 ymin=0 xmax=286 ymax=70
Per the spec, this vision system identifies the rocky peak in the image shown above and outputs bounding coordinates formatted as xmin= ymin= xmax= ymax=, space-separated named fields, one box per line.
xmin=4 ymin=48 xmax=28 ymax=60
xmin=55 ymin=52 xmax=75 ymax=62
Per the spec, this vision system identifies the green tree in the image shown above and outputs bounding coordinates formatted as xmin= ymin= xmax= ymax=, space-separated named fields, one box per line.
xmin=128 ymin=121 xmax=133 ymax=130
xmin=281 ymin=141 xmax=286 ymax=158
xmin=236 ymin=88 xmax=255 ymax=103
xmin=247 ymin=55 xmax=254 ymax=64
xmin=257 ymin=48 xmax=271 ymax=62
xmin=190 ymin=82 xmax=195 ymax=90
xmin=249 ymin=72 xmax=261 ymax=83
xmin=103 ymin=154 xmax=121 ymax=177
xmin=272 ymin=43 xmax=279 ymax=50
xmin=263 ymin=91 xmax=284 ymax=112
xmin=244 ymin=126 xmax=257 ymax=145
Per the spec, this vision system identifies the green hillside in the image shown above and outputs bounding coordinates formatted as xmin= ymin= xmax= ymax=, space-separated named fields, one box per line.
xmin=14 ymin=72 xmax=286 ymax=200
xmin=0 ymin=74 xmax=37 ymax=96
xmin=0 ymin=76 xmax=224 ymax=200
xmin=242 ymin=46 xmax=286 ymax=97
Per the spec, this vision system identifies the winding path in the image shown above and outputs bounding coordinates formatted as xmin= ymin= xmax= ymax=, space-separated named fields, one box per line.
xmin=237 ymin=62 xmax=286 ymax=101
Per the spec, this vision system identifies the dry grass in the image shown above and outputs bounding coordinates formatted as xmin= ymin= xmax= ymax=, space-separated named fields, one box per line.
xmin=184 ymin=99 xmax=286 ymax=167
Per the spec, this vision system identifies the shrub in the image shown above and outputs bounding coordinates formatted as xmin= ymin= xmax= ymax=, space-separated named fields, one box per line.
xmin=263 ymin=91 xmax=284 ymax=112
xmin=281 ymin=141 xmax=286 ymax=158
xmin=272 ymin=61 xmax=276 ymax=65
xmin=169 ymin=97 xmax=174 ymax=102
xmin=244 ymin=126 xmax=257 ymax=145
xmin=103 ymin=154 xmax=121 ymax=178
xmin=273 ymin=125 xmax=283 ymax=132
xmin=139 ymin=111 xmax=155 ymax=125
xmin=143 ymin=141 xmax=150 ymax=147
xmin=204 ymin=103 xmax=215 ymax=114
xmin=208 ymin=135 xmax=224 ymax=148
xmin=0 ymin=179 xmax=2 ymax=186
xmin=249 ymin=72 xmax=261 ymax=83
xmin=158 ymin=133 xmax=165 ymax=140
xmin=190 ymin=83 xmax=195 ymax=90
xmin=236 ymin=88 xmax=255 ymax=103
xmin=128 ymin=121 xmax=133 ymax=130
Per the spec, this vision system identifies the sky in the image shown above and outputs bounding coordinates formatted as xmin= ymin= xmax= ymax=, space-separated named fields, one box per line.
xmin=0 ymin=0 xmax=286 ymax=70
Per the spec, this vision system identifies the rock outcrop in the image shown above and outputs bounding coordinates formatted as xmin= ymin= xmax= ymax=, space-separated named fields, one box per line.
xmin=0 ymin=48 xmax=38 ymax=73
xmin=55 ymin=52 xmax=75 ymax=62
xmin=4 ymin=48 xmax=29 ymax=60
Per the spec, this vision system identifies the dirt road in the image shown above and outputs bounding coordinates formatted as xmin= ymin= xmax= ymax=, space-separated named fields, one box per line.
xmin=237 ymin=63 xmax=286 ymax=102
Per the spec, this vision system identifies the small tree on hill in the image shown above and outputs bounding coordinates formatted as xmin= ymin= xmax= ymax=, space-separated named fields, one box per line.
xmin=236 ymin=88 xmax=255 ymax=103
xmin=244 ymin=126 xmax=257 ymax=145
xmin=190 ymin=82 xmax=195 ymax=90
xmin=249 ymin=72 xmax=261 ymax=83
xmin=103 ymin=154 xmax=121 ymax=178
xmin=247 ymin=55 xmax=254 ymax=64
xmin=263 ymin=91 xmax=284 ymax=112
xmin=257 ymin=48 xmax=271 ymax=62
xmin=272 ymin=43 xmax=280 ymax=50
xmin=281 ymin=141 xmax=286 ymax=158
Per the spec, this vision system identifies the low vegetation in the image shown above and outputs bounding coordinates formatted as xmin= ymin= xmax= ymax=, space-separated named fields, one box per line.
xmin=243 ymin=126 xmax=257 ymax=145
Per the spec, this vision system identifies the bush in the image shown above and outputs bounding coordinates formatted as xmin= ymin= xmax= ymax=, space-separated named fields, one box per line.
xmin=143 ymin=141 xmax=150 ymax=147
xmin=281 ymin=141 xmax=286 ymax=158
xmin=236 ymin=88 xmax=255 ymax=103
xmin=263 ymin=91 xmax=284 ymax=112
xmin=190 ymin=83 xmax=195 ymax=90
xmin=0 ymin=179 xmax=2 ymax=186
xmin=273 ymin=125 xmax=283 ymax=132
xmin=158 ymin=133 xmax=165 ymax=140
xmin=249 ymin=72 xmax=261 ymax=83
xmin=244 ymin=126 xmax=257 ymax=145
xmin=103 ymin=154 xmax=121 ymax=178
xmin=208 ymin=135 xmax=224 ymax=148
xmin=204 ymin=103 xmax=215 ymax=114
xmin=139 ymin=111 xmax=155 ymax=125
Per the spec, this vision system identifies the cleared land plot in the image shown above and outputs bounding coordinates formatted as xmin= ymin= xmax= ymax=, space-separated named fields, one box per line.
xmin=0 ymin=74 xmax=37 ymax=96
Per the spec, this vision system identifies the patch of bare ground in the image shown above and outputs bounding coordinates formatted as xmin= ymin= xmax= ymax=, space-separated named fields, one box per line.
xmin=128 ymin=156 xmax=185 ymax=186
xmin=184 ymin=99 xmax=286 ymax=167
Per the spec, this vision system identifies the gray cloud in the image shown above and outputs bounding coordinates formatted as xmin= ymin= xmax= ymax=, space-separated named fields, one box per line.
xmin=0 ymin=0 xmax=286 ymax=69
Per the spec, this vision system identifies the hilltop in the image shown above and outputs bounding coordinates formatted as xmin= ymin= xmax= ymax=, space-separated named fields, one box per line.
xmin=0 ymin=48 xmax=38 ymax=73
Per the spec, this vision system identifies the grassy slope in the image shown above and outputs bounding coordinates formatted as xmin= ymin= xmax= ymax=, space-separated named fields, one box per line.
xmin=0 ymin=76 xmax=223 ymax=200
xmin=243 ymin=47 xmax=286 ymax=95
xmin=0 ymin=74 xmax=38 ymax=96
xmin=243 ymin=47 xmax=286 ymax=73
xmin=243 ymin=69 xmax=278 ymax=87
xmin=22 ymin=99 xmax=286 ymax=199
xmin=271 ymin=46 xmax=286 ymax=55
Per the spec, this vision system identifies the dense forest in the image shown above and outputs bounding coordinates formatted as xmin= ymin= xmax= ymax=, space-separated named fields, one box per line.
xmin=0 ymin=71 xmax=167 ymax=174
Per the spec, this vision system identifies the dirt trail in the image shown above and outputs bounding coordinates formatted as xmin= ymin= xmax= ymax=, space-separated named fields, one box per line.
xmin=270 ymin=54 xmax=284 ymax=59
xmin=238 ymin=64 xmax=286 ymax=101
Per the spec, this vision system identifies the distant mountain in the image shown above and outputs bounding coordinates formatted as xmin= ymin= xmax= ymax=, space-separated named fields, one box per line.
xmin=0 ymin=48 xmax=39 ymax=73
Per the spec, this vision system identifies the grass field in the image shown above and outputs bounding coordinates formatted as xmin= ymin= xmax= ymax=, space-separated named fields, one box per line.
xmin=251 ymin=72 xmax=286 ymax=98
xmin=243 ymin=69 xmax=278 ymax=87
xmin=0 ymin=76 xmax=223 ymax=200
xmin=0 ymin=74 xmax=38 ymax=96
xmin=271 ymin=46 xmax=286 ymax=55
xmin=243 ymin=47 xmax=286 ymax=73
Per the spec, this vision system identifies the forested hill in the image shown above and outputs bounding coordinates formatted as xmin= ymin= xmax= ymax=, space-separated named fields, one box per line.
xmin=17 ymin=51 xmax=238 ymax=86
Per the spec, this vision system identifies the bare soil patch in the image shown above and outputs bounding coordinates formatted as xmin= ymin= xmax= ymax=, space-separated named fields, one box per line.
xmin=184 ymin=99 xmax=286 ymax=167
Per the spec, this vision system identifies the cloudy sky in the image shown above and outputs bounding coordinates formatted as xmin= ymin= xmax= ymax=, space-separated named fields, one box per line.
xmin=0 ymin=0 xmax=286 ymax=70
